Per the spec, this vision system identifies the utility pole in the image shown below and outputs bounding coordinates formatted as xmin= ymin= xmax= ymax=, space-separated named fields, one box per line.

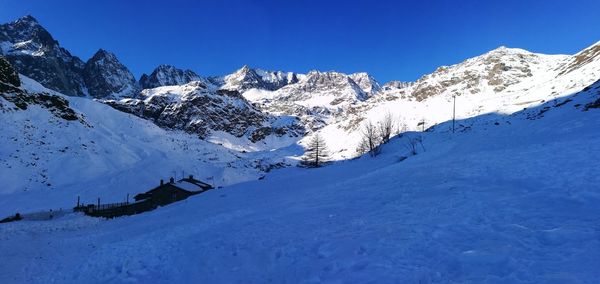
xmin=452 ymin=95 xmax=456 ymax=133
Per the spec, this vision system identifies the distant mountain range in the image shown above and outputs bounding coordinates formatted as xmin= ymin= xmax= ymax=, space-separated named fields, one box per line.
xmin=1 ymin=14 xmax=600 ymax=166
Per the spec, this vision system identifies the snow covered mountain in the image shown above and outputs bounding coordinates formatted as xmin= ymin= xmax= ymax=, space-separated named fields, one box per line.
xmin=0 ymin=57 xmax=299 ymax=201
xmin=0 ymin=15 xmax=87 ymax=96
xmin=2 ymin=12 xmax=600 ymax=283
xmin=349 ymin=72 xmax=381 ymax=94
xmin=404 ymin=46 xmax=568 ymax=101
xmin=103 ymin=81 xmax=304 ymax=144
xmin=216 ymin=65 xmax=299 ymax=92
xmin=83 ymin=49 xmax=138 ymax=99
xmin=244 ymin=43 xmax=599 ymax=159
xmin=139 ymin=64 xmax=204 ymax=89
xmin=2 ymin=14 xmax=600 ymax=190
xmin=2 ymin=55 xmax=600 ymax=283
xmin=0 ymin=16 xmax=140 ymax=98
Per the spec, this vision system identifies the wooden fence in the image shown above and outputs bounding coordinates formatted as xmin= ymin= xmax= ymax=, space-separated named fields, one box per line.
xmin=74 ymin=199 xmax=157 ymax=218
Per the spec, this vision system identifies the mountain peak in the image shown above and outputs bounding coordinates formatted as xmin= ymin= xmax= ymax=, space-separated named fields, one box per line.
xmin=139 ymin=64 xmax=203 ymax=89
xmin=486 ymin=45 xmax=532 ymax=57
xmin=92 ymin=48 xmax=114 ymax=58
xmin=156 ymin=64 xmax=176 ymax=70
xmin=84 ymin=49 xmax=137 ymax=98
xmin=14 ymin=15 xmax=39 ymax=26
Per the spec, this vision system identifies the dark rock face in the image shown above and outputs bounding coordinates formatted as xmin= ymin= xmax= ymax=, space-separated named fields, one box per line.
xmin=0 ymin=15 xmax=87 ymax=96
xmin=104 ymin=81 xmax=303 ymax=141
xmin=83 ymin=49 xmax=138 ymax=98
xmin=0 ymin=55 xmax=83 ymax=122
xmin=2 ymin=91 xmax=80 ymax=121
xmin=1 ymin=16 xmax=138 ymax=99
xmin=139 ymin=65 xmax=202 ymax=89
xmin=0 ymin=55 xmax=20 ymax=92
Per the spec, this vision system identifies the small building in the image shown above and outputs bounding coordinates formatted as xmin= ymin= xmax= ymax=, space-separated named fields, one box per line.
xmin=134 ymin=175 xmax=214 ymax=206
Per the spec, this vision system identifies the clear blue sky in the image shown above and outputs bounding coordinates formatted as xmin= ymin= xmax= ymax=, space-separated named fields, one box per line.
xmin=1 ymin=0 xmax=599 ymax=83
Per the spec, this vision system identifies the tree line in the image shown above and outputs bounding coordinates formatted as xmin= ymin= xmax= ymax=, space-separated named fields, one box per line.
xmin=302 ymin=112 xmax=417 ymax=168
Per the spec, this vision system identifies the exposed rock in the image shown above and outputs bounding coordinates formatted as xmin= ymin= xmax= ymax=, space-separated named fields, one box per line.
xmin=83 ymin=49 xmax=138 ymax=99
xmin=140 ymin=64 xmax=204 ymax=89
xmin=0 ymin=15 xmax=87 ymax=96
xmin=217 ymin=65 xmax=298 ymax=92
xmin=349 ymin=72 xmax=381 ymax=94
xmin=103 ymin=81 xmax=303 ymax=141
xmin=0 ymin=55 xmax=20 ymax=92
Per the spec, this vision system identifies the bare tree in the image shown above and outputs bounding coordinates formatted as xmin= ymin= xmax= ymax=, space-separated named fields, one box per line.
xmin=395 ymin=119 xmax=408 ymax=137
xmin=405 ymin=137 xmax=418 ymax=156
xmin=405 ymin=135 xmax=425 ymax=156
xmin=357 ymin=120 xmax=380 ymax=157
xmin=301 ymin=133 xmax=329 ymax=167
xmin=378 ymin=112 xmax=394 ymax=144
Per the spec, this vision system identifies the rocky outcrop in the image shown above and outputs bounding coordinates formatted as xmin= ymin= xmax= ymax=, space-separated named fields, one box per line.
xmin=83 ymin=49 xmax=138 ymax=99
xmin=349 ymin=72 xmax=381 ymax=94
xmin=218 ymin=65 xmax=298 ymax=92
xmin=0 ymin=15 xmax=87 ymax=96
xmin=0 ymin=55 xmax=20 ymax=92
xmin=103 ymin=81 xmax=303 ymax=141
xmin=140 ymin=64 xmax=203 ymax=89
xmin=407 ymin=46 xmax=566 ymax=101
xmin=0 ymin=56 xmax=83 ymax=122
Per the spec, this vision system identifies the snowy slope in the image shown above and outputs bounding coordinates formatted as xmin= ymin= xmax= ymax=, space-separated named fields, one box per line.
xmin=309 ymin=43 xmax=600 ymax=159
xmin=0 ymin=75 xmax=300 ymax=214
xmin=1 ymin=78 xmax=599 ymax=283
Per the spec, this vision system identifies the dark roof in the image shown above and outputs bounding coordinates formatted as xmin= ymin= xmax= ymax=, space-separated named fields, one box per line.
xmin=146 ymin=183 xmax=185 ymax=194
xmin=135 ymin=177 xmax=214 ymax=201
xmin=177 ymin=177 xmax=213 ymax=190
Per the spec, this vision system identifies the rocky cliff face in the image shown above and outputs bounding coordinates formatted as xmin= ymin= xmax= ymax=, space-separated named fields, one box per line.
xmin=103 ymin=81 xmax=304 ymax=141
xmin=403 ymin=47 xmax=568 ymax=101
xmin=217 ymin=65 xmax=298 ymax=92
xmin=0 ymin=55 xmax=20 ymax=92
xmin=0 ymin=16 xmax=87 ymax=96
xmin=140 ymin=64 xmax=204 ymax=89
xmin=0 ymin=56 xmax=83 ymax=122
xmin=83 ymin=49 xmax=138 ymax=99
xmin=349 ymin=72 xmax=381 ymax=94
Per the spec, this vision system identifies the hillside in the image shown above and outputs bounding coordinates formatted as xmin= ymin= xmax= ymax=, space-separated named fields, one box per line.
xmin=1 ymin=79 xmax=599 ymax=282
xmin=2 ymin=12 xmax=600 ymax=283
xmin=0 ymin=73 xmax=299 ymax=215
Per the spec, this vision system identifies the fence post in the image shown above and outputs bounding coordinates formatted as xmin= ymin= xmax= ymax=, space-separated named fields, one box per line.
xmin=97 ymin=198 xmax=100 ymax=209
xmin=77 ymin=196 xmax=80 ymax=207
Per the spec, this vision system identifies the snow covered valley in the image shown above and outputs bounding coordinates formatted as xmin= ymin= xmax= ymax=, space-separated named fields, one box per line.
xmin=2 ymin=14 xmax=600 ymax=284
xmin=2 ymin=85 xmax=600 ymax=283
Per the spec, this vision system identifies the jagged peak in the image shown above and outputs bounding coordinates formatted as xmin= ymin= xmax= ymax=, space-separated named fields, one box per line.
xmin=349 ymin=72 xmax=378 ymax=82
xmin=306 ymin=70 xmax=346 ymax=77
xmin=155 ymin=64 xmax=177 ymax=70
xmin=228 ymin=65 xmax=259 ymax=79
xmin=152 ymin=64 xmax=198 ymax=76
xmin=230 ymin=65 xmax=252 ymax=75
xmin=485 ymin=45 xmax=533 ymax=57
xmin=13 ymin=15 xmax=39 ymax=26
xmin=93 ymin=48 xmax=111 ymax=56
xmin=89 ymin=48 xmax=119 ymax=62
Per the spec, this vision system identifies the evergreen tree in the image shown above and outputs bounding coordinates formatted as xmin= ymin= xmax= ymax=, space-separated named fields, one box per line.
xmin=301 ymin=133 xmax=329 ymax=168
